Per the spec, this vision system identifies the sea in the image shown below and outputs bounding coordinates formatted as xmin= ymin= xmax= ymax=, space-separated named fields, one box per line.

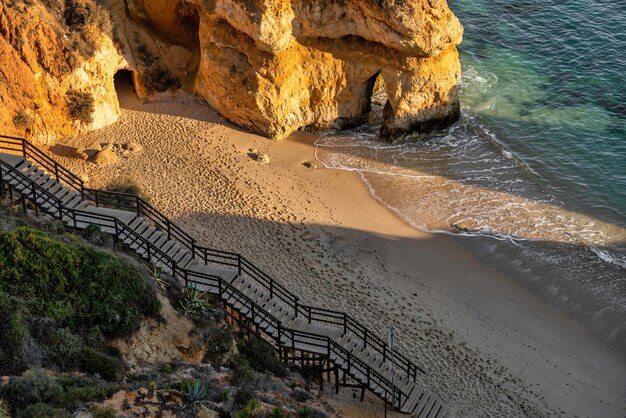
xmin=314 ymin=0 xmax=626 ymax=352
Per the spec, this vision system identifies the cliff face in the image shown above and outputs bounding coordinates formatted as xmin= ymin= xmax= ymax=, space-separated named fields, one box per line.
xmin=0 ymin=0 xmax=462 ymax=142
xmin=0 ymin=1 xmax=123 ymax=144
xmin=153 ymin=0 xmax=463 ymax=140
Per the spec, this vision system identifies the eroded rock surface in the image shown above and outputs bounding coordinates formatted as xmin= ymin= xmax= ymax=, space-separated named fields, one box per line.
xmin=189 ymin=0 xmax=463 ymax=140
xmin=0 ymin=1 xmax=123 ymax=143
xmin=0 ymin=0 xmax=462 ymax=142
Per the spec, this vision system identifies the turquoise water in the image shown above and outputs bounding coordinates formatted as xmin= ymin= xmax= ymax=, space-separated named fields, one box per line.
xmin=315 ymin=1 xmax=626 ymax=351
xmin=454 ymin=0 xmax=626 ymax=224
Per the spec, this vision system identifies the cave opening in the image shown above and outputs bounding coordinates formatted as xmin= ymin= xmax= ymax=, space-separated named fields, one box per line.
xmin=366 ymin=71 xmax=386 ymax=125
xmin=113 ymin=69 xmax=138 ymax=108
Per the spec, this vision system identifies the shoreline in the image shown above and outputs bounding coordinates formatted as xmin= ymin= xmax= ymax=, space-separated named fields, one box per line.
xmin=48 ymin=89 xmax=626 ymax=416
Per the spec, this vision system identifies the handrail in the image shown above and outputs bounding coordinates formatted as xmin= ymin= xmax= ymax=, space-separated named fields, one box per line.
xmin=0 ymin=134 xmax=84 ymax=193
xmin=0 ymin=135 xmax=426 ymax=384
xmin=0 ymin=157 xmax=414 ymax=408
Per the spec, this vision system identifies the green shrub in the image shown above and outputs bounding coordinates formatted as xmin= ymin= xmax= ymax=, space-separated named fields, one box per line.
xmin=0 ymin=227 xmax=160 ymax=338
xmin=238 ymin=336 xmax=287 ymax=377
xmin=184 ymin=380 xmax=208 ymax=404
xmin=89 ymin=405 xmax=116 ymax=418
xmin=205 ymin=324 xmax=234 ymax=363
xmin=80 ymin=347 xmax=125 ymax=381
xmin=297 ymin=407 xmax=314 ymax=418
xmin=66 ymin=90 xmax=94 ymax=124
xmin=143 ymin=66 xmax=180 ymax=93
xmin=220 ymin=388 xmax=231 ymax=402
xmin=0 ymin=290 xmax=26 ymax=375
xmin=48 ymin=328 xmax=84 ymax=369
xmin=54 ymin=376 xmax=119 ymax=410
xmin=231 ymin=354 xmax=252 ymax=385
xmin=238 ymin=399 xmax=261 ymax=418
xmin=1 ymin=371 xmax=119 ymax=414
xmin=21 ymin=403 xmax=72 ymax=418
xmin=0 ymin=369 xmax=63 ymax=409
xmin=12 ymin=110 xmax=33 ymax=130
xmin=235 ymin=386 xmax=254 ymax=409
xmin=268 ymin=406 xmax=286 ymax=418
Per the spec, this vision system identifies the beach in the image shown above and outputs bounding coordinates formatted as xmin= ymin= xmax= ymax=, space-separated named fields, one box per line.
xmin=47 ymin=85 xmax=626 ymax=417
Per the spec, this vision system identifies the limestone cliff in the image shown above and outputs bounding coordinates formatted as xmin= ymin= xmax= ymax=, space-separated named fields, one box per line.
xmin=0 ymin=0 xmax=462 ymax=142
xmin=0 ymin=0 xmax=123 ymax=144
xmin=135 ymin=0 xmax=463 ymax=140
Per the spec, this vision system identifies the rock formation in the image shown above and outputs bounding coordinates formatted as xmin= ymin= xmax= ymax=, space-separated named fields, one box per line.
xmin=0 ymin=0 xmax=463 ymax=142
xmin=0 ymin=1 xmax=123 ymax=144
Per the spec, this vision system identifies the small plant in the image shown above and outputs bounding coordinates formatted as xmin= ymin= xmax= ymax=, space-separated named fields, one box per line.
xmin=238 ymin=335 xmax=287 ymax=377
xmin=0 ymin=368 xmax=63 ymax=409
xmin=297 ymin=406 xmax=314 ymax=418
xmin=184 ymin=380 xmax=208 ymax=403
xmin=148 ymin=380 xmax=158 ymax=391
xmin=49 ymin=328 xmax=84 ymax=369
xmin=235 ymin=386 xmax=254 ymax=409
xmin=238 ymin=399 xmax=262 ymax=417
xmin=231 ymin=354 xmax=252 ymax=385
xmin=0 ymin=291 xmax=26 ymax=375
xmin=12 ymin=110 xmax=33 ymax=130
xmin=90 ymin=404 xmax=116 ymax=418
xmin=268 ymin=406 xmax=286 ymax=418
xmin=145 ymin=265 xmax=169 ymax=290
xmin=79 ymin=347 xmax=125 ymax=381
xmin=143 ymin=65 xmax=180 ymax=93
xmin=66 ymin=90 xmax=94 ymax=124
xmin=21 ymin=403 xmax=71 ymax=418
xmin=221 ymin=388 xmax=231 ymax=402
xmin=159 ymin=362 xmax=174 ymax=374
xmin=179 ymin=285 xmax=213 ymax=319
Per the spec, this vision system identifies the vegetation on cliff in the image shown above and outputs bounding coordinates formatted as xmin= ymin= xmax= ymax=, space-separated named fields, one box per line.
xmin=0 ymin=226 xmax=160 ymax=375
xmin=0 ymin=208 xmax=331 ymax=417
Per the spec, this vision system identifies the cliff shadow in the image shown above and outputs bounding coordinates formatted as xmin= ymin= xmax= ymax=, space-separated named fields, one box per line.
xmin=168 ymin=209 xmax=626 ymax=357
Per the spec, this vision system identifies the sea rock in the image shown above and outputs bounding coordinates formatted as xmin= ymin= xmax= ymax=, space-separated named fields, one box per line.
xmin=92 ymin=148 xmax=119 ymax=165
xmin=188 ymin=0 xmax=463 ymax=140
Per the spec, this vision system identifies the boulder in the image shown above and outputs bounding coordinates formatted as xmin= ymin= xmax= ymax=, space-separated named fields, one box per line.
xmin=72 ymin=147 xmax=89 ymax=161
xmin=92 ymin=148 xmax=119 ymax=165
xmin=127 ymin=142 xmax=143 ymax=153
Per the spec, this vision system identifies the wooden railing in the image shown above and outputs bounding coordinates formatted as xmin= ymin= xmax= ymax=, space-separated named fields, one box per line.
xmin=0 ymin=156 xmax=411 ymax=409
xmin=0 ymin=135 xmax=426 ymax=389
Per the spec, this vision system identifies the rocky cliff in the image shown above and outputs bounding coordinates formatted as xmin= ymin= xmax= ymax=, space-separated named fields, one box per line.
xmin=0 ymin=0 xmax=462 ymax=142
xmin=0 ymin=0 xmax=123 ymax=144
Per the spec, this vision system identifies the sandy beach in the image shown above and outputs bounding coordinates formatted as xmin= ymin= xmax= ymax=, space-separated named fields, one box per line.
xmin=47 ymin=83 xmax=626 ymax=417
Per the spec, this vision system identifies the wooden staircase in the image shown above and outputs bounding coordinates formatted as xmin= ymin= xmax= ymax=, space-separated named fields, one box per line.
xmin=0 ymin=135 xmax=450 ymax=417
